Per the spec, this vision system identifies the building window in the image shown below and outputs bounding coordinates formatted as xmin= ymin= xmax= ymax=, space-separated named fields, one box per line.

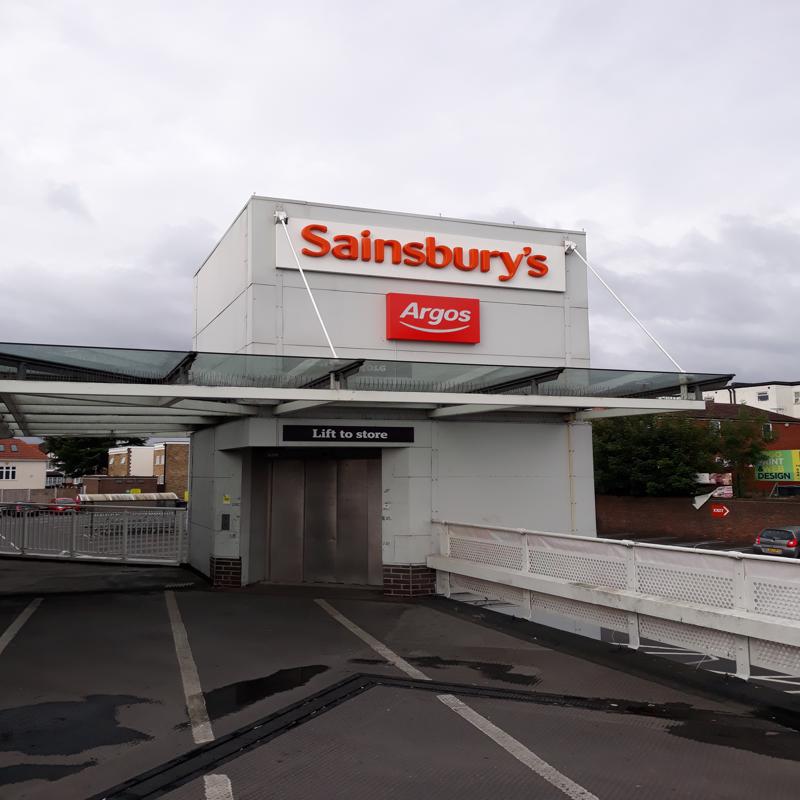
xmin=763 ymin=423 xmax=773 ymax=438
xmin=10 ymin=444 xmax=17 ymax=452
xmin=0 ymin=445 xmax=4 ymax=452
xmin=120 ymin=456 xmax=127 ymax=464
xmin=0 ymin=466 xmax=17 ymax=480
xmin=709 ymin=420 xmax=721 ymax=432
xmin=795 ymin=391 xmax=800 ymax=404
xmin=757 ymin=391 xmax=769 ymax=401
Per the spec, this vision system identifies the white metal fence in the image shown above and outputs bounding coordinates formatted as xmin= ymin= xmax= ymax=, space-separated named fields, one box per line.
xmin=428 ymin=521 xmax=800 ymax=679
xmin=0 ymin=506 xmax=188 ymax=565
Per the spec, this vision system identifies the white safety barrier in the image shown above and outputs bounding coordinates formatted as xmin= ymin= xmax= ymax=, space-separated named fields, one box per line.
xmin=428 ymin=521 xmax=800 ymax=679
xmin=0 ymin=506 xmax=188 ymax=565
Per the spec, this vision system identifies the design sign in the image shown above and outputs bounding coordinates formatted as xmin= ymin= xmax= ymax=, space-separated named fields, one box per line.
xmin=755 ymin=450 xmax=800 ymax=482
xmin=282 ymin=425 xmax=415 ymax=443
xmin=386 ymin=293 xmax=480 ymax=343
xmin=276 ymin=218 xmax=566 ymax=291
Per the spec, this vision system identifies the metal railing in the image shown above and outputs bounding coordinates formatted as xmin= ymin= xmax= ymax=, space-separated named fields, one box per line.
xmin=0 ymin=505 xmax=187 ymax=565
xmin=428 ymin=521 xmax=800 ymax=680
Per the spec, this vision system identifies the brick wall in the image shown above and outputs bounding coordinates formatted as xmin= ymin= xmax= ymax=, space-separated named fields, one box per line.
xmin=210 ymin=556 xmax=242 ymax=588
xmin=0 ymin=487 xmax=78 ymax=503
xmin=596 ymin=495 xmax=800 ymax=545
xmin=82 ymin=476 xmax=158 ymax=494
xmin=382 ymin=564 xmax=436 ymax=597
xmin=163 ymin=443 xmax=189 ymax=499
xmin=107 ymin=451 xmax=128 ymax=477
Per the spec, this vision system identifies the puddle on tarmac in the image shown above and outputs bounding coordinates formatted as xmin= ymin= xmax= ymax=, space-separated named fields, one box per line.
xmin=204 ymin=665 xmax=329 ymax=720
xmin=0 ymin=695 xmax=151 ymax=758
xmin=408 ymin=656 xmax=541 ymax=686
xmin=0 ymin=760 xmax=96 ymax=787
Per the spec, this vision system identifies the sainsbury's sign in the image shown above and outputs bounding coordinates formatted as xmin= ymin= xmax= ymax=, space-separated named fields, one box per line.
xmin=276 ymin=218 xmax=566 ymax=291
xmin=386 ymin=293 xmax=480 ymax=343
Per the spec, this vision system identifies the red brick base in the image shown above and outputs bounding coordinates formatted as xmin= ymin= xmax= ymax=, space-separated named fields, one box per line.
xmin=210 ymin=556 xmax=242 ymax=588
xmin=383 ymin=564 xmax=436 ymax=597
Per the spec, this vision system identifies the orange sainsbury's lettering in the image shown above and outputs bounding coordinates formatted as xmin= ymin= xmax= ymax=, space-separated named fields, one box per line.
xmin=297 ymin=224 xmax=551 ymax=283
xmin=300 ymin=224 xmax=331 ymax=257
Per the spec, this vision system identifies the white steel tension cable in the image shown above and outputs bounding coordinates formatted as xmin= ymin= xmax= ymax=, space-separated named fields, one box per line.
xmin=275 ymin=211 xmax=338 ymax=359
xmin=563 ymin=240 xmax=685 ymax=373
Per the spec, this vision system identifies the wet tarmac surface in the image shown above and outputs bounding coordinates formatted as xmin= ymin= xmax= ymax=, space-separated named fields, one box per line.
xmin=0 ymin=586 xmax=797 ymax=799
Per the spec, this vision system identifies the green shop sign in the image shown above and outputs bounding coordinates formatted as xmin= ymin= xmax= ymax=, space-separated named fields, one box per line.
xmin=755 ymin=450 xmax=800 ymax=482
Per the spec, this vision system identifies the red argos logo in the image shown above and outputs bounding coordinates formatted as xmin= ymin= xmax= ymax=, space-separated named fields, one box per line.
xmin=386 ymin=293 xmax=480 ymax=343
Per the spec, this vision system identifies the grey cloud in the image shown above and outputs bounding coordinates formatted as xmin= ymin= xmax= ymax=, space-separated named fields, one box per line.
xmin=588 ymin=216 xmax=800 ymax=380
xmin=46 ymin=183 xmax=92 ymax=221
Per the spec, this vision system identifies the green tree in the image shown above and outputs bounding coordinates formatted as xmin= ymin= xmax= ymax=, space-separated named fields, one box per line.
xmin=41 ymin=437 xmax=147 ymax=477
xmin=593 ymin=415 xmax=718 ymax=497
xmin=716 ymin=406 xmax=773 ymax=497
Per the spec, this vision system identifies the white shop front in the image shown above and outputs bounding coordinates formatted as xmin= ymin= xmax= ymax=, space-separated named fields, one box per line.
xmin=186 ymin=197 xmax=725 ymax=592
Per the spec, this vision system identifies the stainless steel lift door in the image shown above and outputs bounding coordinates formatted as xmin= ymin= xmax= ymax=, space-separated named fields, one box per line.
xmin=267 ymin=455 xmax=382 ymax=586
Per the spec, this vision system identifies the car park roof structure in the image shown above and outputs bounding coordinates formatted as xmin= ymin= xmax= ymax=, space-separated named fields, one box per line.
xmin=0 ymin=341 xmax=733 ymax=438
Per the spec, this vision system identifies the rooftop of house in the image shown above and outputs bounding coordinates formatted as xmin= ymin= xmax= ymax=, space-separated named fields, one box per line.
xmin=681 ymin=401 xmax=800 ymax=424
xmin=0 ymin=438 xmax=48 ymax=461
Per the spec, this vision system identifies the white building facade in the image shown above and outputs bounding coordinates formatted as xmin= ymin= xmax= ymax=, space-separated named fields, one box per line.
xmin=190 ymin=197 xmax=599 ymax=592
xmin=705 ymin=382 xmax=800 ymax=419
xmin=0 ymin=439 xmax=47 ymax=493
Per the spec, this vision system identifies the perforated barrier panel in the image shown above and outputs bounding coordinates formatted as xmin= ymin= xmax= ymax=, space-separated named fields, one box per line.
xmin=752 ymin=579 xmax=800 ymax=622
xmin=751 ymin=638 xmax=800 ymax=675
xmin=636 ymin=564 xmax=734 ymax=609
xmin=435 ymin=522 xmax=800 ymax=682
xmin=529 ymin=549 xmax=627 ymax=589
xmin=532 ymin=594 xmax=629 ymax=633
xmin=450 ymin=574 xmax=528 ymax=607
xmin=639 ymin=615 xmax=737 ymax=659
xmin=449 ymin=537 xmax=524 ymax=571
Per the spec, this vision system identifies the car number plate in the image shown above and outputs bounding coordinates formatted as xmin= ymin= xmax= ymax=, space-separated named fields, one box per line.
xmin=765 ymin=547 xmax=782 ymax=554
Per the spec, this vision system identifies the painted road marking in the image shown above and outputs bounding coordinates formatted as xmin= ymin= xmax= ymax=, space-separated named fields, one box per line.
xmin=165 ymin=591 xmax=214 ymax=744
xmin=0 ymin=598 xmax=41 ymax=657
xmin=439 ymin=693 xmax=599 ymax=800
xmin=204 ymin=774 xmax=234 ymax=800
xmin=315 ymin=598 xmax=429 ymax=681
xmin=316 ymin=598 xmax=598 ymax=800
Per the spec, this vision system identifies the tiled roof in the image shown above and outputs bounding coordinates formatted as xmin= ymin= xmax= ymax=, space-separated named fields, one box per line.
xmin=0 ymin=438 xmax=48 ymax=461
xmin=680 ymin=401 xmax=800 ymax=424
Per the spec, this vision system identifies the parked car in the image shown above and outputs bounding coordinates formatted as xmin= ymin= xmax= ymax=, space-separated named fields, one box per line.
xmin=48 ymin=497 xmax=82 ymax=513
xmin=0 ymin=502 xmax=41 ymax=517
xmin=753 ymin=526 xmax=800 ymax=558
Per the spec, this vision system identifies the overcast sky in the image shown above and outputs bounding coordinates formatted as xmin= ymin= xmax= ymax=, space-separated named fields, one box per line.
xmin=1 ymin=1 xmax=798 ymax=381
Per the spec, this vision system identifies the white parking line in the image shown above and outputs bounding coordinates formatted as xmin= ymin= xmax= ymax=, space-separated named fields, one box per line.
xmin=0 ymin=598 xmax=41 ymax=657
xmin=164 ymin=592 xmax=234 ymax=799
xmin=165 ymin=591 xmax=214 ymax=744
xmin=316 ymin=598 xmax=599 ymax=800
xmin=204 ymin=774 xmax=234 ymax=800
xmin=315 ymin=599 xmax=429 ymax=681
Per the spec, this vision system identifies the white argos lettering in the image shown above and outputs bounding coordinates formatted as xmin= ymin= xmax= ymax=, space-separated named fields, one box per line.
xmin=398 ymin=302 xmax=472 ymax=332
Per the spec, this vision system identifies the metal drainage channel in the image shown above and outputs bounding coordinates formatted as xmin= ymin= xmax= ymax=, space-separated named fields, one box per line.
xmin=89 ymin=673 xmax=800 ymax=799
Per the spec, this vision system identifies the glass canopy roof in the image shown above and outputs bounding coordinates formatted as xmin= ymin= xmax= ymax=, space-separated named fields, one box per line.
xmin=0 ymin=342 xmax=732 ymax=399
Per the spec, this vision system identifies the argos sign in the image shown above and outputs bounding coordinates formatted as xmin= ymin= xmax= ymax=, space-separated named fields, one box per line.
xmin=386 ymin=293 xmax=480 ymax=343
xmin=276 ymin=218 xmax=566 ymax=292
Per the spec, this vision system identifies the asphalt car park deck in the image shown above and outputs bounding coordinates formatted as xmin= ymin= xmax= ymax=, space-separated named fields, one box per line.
xmin=0 ymin=585 xmax=799 ymax=800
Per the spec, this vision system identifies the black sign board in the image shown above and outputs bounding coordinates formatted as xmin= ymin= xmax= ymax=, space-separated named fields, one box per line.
xmin=282 ymin=425 xmax=415 ymax=444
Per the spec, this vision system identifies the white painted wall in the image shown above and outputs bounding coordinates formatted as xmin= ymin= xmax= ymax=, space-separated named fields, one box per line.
xmin=189 ymin=197 xmax=598 ymax=583
xmin=0 ymin=460 xmax=46 ymax=490
xmin=194 ymin=196 xmax=590 ymax=367
xmin=199 ymin=413 xmax=596 ymax=582
xmin=188 ymin=425 xmax=243 ymax=575
xmin=704 ymin=384 xmax=800 ymax=419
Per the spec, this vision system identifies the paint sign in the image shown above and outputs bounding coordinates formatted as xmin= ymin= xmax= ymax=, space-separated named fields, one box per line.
xmin=276 ymin=218 xmax=566 ymax=291
xmin=755 ymin=450 xmax=800 ymax=482
xmin=386 ymin=293 xmax=480 ymax=343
